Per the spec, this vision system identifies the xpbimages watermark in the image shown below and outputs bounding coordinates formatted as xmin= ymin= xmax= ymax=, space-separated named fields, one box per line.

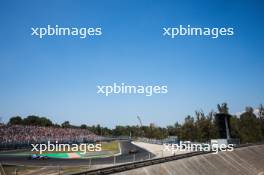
xmin=163 ymin=25 xmax=234 ymax=39
xmin=163 ymin=141 xmax=234 ymax=154
xmin=31 ymin=25 xmax=102 ymax=38
xmin=97 ymin=83 xmax=168 ymax=96
xmin=31 ymin=141 xmax=102 ymax=154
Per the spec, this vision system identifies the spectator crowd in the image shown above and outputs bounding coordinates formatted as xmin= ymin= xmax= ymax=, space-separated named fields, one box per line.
xmin=0 ymin=124 xmax=98 ymax=145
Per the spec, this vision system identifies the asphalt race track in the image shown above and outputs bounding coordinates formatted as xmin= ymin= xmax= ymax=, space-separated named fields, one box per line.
xmin=0 ymin=140 xmax=154 ymax=166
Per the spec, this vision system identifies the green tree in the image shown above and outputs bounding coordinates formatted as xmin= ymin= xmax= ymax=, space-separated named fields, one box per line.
xmin=8 ymin=116 xmax=23 ymax=125
xmin=195 ymin=111 xmax=217 ymax=142
xmin=229 ymin=115 xmax=240 ymax=139
xmin=80 ymin=124 xmax=87 ymax=129
xmin=61 ymin=121 xmax=71 ymax=128
xmin=257 ymin=104 xmax=264 ymax=141
xmin=217 ymin=103 xmax=229 ymax=114
xmin=23 ymin=115 xmax=51 ymax=126
xmin=239 ymin=106 xmax=262 ymax=143
xmin=39 ymin=117 xmax=53 ymax=126
xmin=181 ymin=115 xmax=196 ymax=141
xmin=167 ymin=122 xmax=182 ymax=137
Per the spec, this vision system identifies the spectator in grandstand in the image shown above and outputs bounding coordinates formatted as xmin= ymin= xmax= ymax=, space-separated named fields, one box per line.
xmin=0 ymin=124 xmax=98 ymax=146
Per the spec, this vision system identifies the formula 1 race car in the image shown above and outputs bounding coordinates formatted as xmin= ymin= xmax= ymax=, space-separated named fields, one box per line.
xmin=129 ymin=149 xmax=139 ymax=154
xmin=29 ymin=154 xmax=49 ymax=160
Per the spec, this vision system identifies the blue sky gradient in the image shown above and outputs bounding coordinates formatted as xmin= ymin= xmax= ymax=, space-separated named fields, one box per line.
xmin=0 ymin=0 xmax=263 ymax=127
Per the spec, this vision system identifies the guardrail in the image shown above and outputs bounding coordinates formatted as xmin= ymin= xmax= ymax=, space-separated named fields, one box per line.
xmin=71 ymin=151 xmax=209 ymax=175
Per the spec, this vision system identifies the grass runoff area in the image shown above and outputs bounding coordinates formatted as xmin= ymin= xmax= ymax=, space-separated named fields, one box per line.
xmin=39 ymin=141 xmax=120 ymax=159
xmin=0 ymin=141 xmax=120 ymax=159
xmin=0 ymin=141 xmax=120 ymax=175
xmin=0 ymin=164 xmax=96 ymax=175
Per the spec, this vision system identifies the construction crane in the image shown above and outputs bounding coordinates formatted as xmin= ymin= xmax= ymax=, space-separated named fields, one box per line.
xmin=137 ymin=116 xmax=143 ymax=127
xmin=137 ymin=116 xmax=144 ymax=137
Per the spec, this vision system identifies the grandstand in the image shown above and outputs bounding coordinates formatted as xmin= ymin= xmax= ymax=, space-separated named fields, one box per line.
xmin=0 ymin=124 xmax=99 ymax=150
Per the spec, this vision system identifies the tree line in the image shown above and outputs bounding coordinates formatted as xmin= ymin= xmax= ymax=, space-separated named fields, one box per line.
xmin=6 ymin=103 xmax=264 ymax=144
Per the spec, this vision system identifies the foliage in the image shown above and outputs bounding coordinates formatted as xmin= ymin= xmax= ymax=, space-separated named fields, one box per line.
xmin=7 ymin=104 xmax=264 ymax=143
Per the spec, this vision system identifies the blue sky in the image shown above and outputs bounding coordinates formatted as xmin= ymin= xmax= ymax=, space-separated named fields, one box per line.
xmin=0 ymin=0 xmax=263 ymax=127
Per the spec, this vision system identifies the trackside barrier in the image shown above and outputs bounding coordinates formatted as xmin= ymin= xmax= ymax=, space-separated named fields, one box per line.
xmin=70 ymin=151 xmax=208 ymax=175
xmin=70 ymin=142 xmax=264 ymax=175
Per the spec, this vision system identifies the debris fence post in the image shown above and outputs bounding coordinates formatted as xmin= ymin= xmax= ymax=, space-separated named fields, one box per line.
xmin=89 ymin=158 xmax=91 ymax=169
xmin=0 ymin=163 xmax=7 ymax=175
